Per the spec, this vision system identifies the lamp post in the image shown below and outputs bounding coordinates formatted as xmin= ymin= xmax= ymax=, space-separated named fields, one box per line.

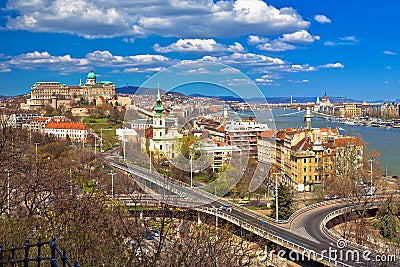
xmin=108 ymin=171 xmax=116 ymax=198
xmin=215 ymin=206 xmax=219 ymax=241
xmin=273 ymin=172 xmax=280 ymax=222
xmin=4 ymin=169 xmax=11 ymax=214
xmin=34 ymin=142 xmax=39 ymax=159
xmin=369 ymin=158 xmax=375 ymax=194
xmin=69 ymin=168 xmax=73 ymax=195
xmin=190 ymin=154 xmax=193 ymax=188
xmin=149 ymin=151 xmax=152 ymax=172
xmin=123 ymin=130 xmax=126 ymax=161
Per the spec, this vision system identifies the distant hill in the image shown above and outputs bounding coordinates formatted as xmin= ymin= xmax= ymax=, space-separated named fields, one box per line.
xmin=118 ymin=87 xmax=365 ymax=103
xmin=116 ymin=86 xmax=165 ymax=95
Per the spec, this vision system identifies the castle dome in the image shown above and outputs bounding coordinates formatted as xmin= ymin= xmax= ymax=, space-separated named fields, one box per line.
xmin=87 ymin=71 xmax=96 ymax=79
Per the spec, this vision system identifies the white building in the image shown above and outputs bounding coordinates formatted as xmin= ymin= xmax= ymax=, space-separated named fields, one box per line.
xmin=44 ymin=121 xmax=88 ymax=142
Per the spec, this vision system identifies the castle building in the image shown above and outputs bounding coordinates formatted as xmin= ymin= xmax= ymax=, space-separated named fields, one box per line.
xmin=24 ymin=71 xmax=116 ymax=110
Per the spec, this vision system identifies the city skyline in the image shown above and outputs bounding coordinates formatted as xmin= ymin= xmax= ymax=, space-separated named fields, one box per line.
xmin=0 ymin=0 xmax=400 ymax=100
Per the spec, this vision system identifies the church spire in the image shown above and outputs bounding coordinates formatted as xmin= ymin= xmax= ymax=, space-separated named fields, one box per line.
xmin=154 ymin=83 xmax=164 ymax=116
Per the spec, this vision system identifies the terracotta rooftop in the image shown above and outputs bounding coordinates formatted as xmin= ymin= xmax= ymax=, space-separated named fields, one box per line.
xmin=45 ymin=122 xmax=88 ymax=130
xmin=334 ymin=136 xmax=356 ymax=147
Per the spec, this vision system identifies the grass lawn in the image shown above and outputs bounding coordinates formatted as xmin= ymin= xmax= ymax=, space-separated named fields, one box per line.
xmin=82 ymin=116 xmax=123 ymax=151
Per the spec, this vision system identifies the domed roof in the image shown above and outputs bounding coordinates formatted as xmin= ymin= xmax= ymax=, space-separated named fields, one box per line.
xmin=87 ymin=71 xmax=96 ymax=79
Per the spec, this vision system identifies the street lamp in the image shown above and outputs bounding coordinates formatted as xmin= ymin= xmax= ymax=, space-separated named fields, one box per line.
xmin=369 ymin=158 xmax=375 ymax=195
xmin=34 ymin=142 xmax=39 ymax=159
xmin=273 ymin=172 xmax=280 ymax=222
xmin=190 ymin=153 xmax=193 ymax=188
xmin=215 ymin=206 xmax=219 ymax=241
xmin=108 ymin=171 xmax=117 ymax=198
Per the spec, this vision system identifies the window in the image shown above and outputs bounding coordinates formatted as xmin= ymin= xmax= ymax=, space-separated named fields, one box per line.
xmin=160 ymin=119 xmax=162 ymax=125
xmin=160 ymin=145 xmax=163 ymax=150
xmin=160 ymin=132 xmax=162 ymax=137
xmin=304 ymin=159 xmax=306 ymax=163
xmin=304 ymin=167 xmax=307 ymax=173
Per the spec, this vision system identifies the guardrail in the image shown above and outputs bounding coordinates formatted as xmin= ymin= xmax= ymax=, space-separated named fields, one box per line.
xmin=0 ymin=235 xmax=79 ymax=267
xmin=321 ymin=203 xmax=384 ymax=254
xmin=196 ymin=206 xmax=352 ymax=267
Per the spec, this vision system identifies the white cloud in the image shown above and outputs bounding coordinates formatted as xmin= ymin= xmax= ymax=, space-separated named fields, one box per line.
xmin=320 ymin=63 xmax=344 ymax=68
xmin=154 ymin=39 xmax=244 ymax=53
xmin=122 ymin=37 xmax=135 ymax=43
xmin=314 ymin=15 xmax=331 ymax=24
xmin=4 ymin=50 xmax=173 ymax=74
xmin=324 ymin=36 xmax=358 ymax=46
xmin=281 ymin=30 xmax=320 ymax=44
xmin=383 ymin=50 xmax=397 ymax=56
xmin=4 ymin=0 xmax=310 ymax=39
xmin=289 ymin=79 xmax=309 ymax=83
xmin=177 ymin=67 xmax=211 ymax=76
xmin=248 ymin=30 xmax=319 ymax=52
xmin=256 ymin=40 xmax=296 ymax=52
xmin=247 ymin=35 xmax=269 ymax=44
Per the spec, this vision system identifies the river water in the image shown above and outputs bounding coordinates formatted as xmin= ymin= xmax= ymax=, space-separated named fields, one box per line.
xmin=248 ymin=108 xmax=400 ymax=176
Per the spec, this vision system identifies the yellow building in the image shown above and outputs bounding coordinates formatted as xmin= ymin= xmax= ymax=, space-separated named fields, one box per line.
xmin=274 ymin=127 xmax=361 ymax=192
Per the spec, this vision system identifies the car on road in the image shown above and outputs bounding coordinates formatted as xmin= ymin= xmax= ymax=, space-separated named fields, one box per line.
xmin=219 ymin=204 xmax=232 ymax=212
xmin=179 ymin=192 xmax=187 ymax=198
xmin=151 ymin=229 xmax=160 ymax=237
xmin=145 ymin=234 xmax=154 ymax=240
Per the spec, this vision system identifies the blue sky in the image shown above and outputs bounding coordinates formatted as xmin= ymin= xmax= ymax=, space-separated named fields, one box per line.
xmin=0 ymin=0 xmax=399 ymax=100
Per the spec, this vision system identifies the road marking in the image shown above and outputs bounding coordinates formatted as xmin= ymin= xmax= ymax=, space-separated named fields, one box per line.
xmin=292 ymin=227 xmax=320 ymax=244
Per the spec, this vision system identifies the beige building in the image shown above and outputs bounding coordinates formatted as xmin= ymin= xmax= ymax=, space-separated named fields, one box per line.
xmin=24 ymin=71 xmax=116 ymax=110
xmin=335 ymin=103 xmax=362 ymax=118
xmin=274 ymin=127 xmax=361 ymax=192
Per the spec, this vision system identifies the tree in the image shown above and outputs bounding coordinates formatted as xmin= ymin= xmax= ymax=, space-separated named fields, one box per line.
xmin=270 ymin=183 xmax=293 ymax=220
xmin=380 ymin=196 xmax=398 ymax=239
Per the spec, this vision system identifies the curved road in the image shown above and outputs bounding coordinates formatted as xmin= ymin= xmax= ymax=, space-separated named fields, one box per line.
xmin=106 ymin=156 xmax=398 ymax=267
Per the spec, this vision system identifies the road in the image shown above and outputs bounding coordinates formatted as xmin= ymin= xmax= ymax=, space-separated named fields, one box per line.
xmin=106 ymin=156 xmax=398 ymax=267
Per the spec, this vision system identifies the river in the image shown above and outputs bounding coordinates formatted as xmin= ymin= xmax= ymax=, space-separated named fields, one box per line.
xmin=246 ymin=108 xmax=400 ymax=176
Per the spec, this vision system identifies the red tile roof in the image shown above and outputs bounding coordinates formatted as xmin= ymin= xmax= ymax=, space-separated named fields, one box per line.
xmin=334 ymin=137 xmax=356 ymax=147
xmin=45 ymin=122 xmax=88 ymax=130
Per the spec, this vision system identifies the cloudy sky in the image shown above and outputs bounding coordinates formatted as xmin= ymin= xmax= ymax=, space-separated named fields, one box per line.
xmin=0 ymin=0 xmax=399 ymax=100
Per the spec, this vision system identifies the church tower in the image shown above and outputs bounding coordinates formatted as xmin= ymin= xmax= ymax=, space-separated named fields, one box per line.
xmin=152 ymin=86 xmax=166 ymax=150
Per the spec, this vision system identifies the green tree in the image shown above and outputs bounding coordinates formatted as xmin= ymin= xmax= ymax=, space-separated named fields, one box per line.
xmin=270 ymin=183 xmax=293 ymax=220
xmin=380 ymin=196 xmax=398 ymax=239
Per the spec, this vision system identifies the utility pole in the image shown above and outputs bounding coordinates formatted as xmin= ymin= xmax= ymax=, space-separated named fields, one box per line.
xmin=108 ymin=171 xmax=117 ymax=198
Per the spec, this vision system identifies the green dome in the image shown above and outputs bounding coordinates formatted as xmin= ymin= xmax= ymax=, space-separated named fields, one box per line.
xmin=87 ymin=71 xmax=96 ymax=79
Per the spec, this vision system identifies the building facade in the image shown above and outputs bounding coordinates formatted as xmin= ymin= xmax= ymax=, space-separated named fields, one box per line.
xmin=24 ymin=71 xmax=116 ymax=110
xmin=44 ymin=121 xmax=88 ymax=142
